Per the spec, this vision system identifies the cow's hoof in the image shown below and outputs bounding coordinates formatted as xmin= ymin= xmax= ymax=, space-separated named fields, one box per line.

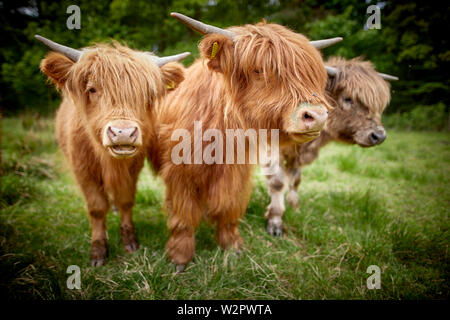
xmin=121 ymin=225 xmax=139 ymax=253
xmin=235 ymin=249 xmax=242 ymax=257
xmin=176 ymin=264 xmax=186 ymax=273
xmin=91 ymin=258 xmax=105 ymax=267
xmin=124 ymin=242 xmax=139 ymax=253
xmin=267 ymin=223 xmax=283 ymax=237
xmin=267 ymin=225 xmax=283 ymax=237
xmin=91 ymin=239 xmax=108 ymax=266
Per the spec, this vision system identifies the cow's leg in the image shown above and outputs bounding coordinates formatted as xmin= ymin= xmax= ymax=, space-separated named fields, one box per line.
xmin=214 ymin=213 xmax=243 ymax=254
xmin=114 ymin=184 xmax=139 ymax=252
xmin=212 ymin=197 xmax=246 ymax=253
xmin=111 ymin=174 xmax=140 ymax=253
xmin=165 ymin=184 xmax=202 ymax=272
xmin=79 ymin=181 xmax=109 ymax=267
xmin=264 ymin=162 xmax=287 ymax=237
xmin=116 ymin=198 xmax=139 ymax=253
xmin=286 ymin=168 xmax=302 ymax=208
xmin=210 ymin=172 xmax=251 ymax=254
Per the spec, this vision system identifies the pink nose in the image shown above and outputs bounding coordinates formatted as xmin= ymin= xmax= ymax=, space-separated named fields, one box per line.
xmin=107 ymin=126 xmax=139 ymax=145
xmin=299 ymin=108 xmax=328 ymax=132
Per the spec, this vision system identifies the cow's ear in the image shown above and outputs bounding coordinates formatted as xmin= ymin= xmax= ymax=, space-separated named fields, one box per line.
xmin=199 ymin=34 xmax=234 ymax=73
xmin=160 ymin=62 xmax=185 ymax=91
xmin=325 ymin=70 xmax=339 ymax=93
xmin=40 ymin=52 xmax=74 ymax=89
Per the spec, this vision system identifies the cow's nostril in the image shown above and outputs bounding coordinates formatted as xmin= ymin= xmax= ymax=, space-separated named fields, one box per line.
xmin=107 ymin=127 xmax=116 ymax=137
xmin=369 ymin=132 xmax=382 ymax=145
xmin=130 ymin=127 xmax=138 ymax=138
xmin=303 ymin=112 xmax=314 ymax=121
xmin=371 ymin=132 xmax=379 ymax=142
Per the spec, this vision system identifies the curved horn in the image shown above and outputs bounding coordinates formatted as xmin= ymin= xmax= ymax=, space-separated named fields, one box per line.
xmin=310 ymin=37 xmax=343 ymax=49
xmin=378 ymin=72 xmax=399 ymax=81
xmin=170 ymin=12 xmax=235 ymax=40
xmin=35 ymin=35 xmax=82 ymax=62
xmin=325 ymin=66 xmax=339 ymax=77
xmin=150 ymin=52 xmax=191 ymax=68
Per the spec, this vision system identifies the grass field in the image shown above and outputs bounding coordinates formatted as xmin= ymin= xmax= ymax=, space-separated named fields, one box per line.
xmin=1 ymin=115 xmax=449 ymax=299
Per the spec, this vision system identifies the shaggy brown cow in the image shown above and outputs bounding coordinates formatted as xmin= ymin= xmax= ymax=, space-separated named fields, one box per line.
xmin=264 ymin=56 xmax=398 ymax=236
xmin=149 ymin=13 xmax=341 ymax=271
xmin=36 ymin=35 xmax=189 ymax=266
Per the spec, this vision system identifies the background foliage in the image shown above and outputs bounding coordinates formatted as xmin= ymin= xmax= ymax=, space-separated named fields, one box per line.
xmin=0 ymin=0 xmax=449 ymax=124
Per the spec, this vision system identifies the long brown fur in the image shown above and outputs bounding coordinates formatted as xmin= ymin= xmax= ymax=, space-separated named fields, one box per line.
xmin=40 ymin=43 xmax=185 ymax=266
xmin=264 ymin=57 xmax=392 ymax=236
xmin=148 ymin=22 xmax=331 ymax=267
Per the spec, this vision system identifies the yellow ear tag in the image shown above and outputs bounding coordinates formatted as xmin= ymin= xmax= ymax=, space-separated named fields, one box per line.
xmin=210 ymin=41 xmax=219 ymax=59
xmin=166 ymin=81 xmax=175 ymax=90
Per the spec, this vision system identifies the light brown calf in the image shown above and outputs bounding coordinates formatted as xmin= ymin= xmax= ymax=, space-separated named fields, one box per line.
xmin=148 ymin=13 xmax=341 ymax=271
xmin=37 ymin=36 xmax=188 ymax=266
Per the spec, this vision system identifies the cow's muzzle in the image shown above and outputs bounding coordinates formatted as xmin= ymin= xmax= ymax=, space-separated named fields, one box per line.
xmin=102 ymin=120 xmax=142 ymax=158
xmin=368 ymin=129 xmax=386 ymax=146
xmin=287 ymin=104 xmax=328 ymax=143
xmin=355 ymin=127 xmax=386 ymax=147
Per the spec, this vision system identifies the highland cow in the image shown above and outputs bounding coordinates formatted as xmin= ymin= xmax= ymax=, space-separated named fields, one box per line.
xmin=36 ymin=35 xmax=189 ymax=266
xmin=264 ymin=56 xmax=398 ymax=236
xmin=149 ymin=13 xmax=341 ymax=271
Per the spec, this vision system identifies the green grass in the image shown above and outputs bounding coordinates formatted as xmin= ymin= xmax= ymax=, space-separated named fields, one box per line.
xmin=1 ymin=115 xmax=449 ymax=299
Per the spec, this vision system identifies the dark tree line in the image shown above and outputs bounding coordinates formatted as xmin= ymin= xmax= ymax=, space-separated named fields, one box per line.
xmin=0 ymin=0 xmax=448 ymax=115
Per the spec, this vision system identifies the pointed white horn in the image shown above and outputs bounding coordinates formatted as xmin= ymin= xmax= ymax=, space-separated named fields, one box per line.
xmin=35 ymin=35 xmax=82 ymax=62
xmin=150 ymin=52 xmax=191 ymax=68
xmin=171 ymin=12 xmax=235 ymax=40
xmin=378 ymin=72 xmax=399 ymax=81
xmin=325 ymin=66 xmax=339 ymax=77
xmin=310 ymin=37 xmax=343 ymax=49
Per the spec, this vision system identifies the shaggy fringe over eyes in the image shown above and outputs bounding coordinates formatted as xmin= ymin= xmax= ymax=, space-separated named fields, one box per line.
xmin=326 ymin=56 xmax=391 ymax=113
xmin=66 ymin=42 xmax=165 ymax=119
xmin=230 ymin=23 xmax=331 ymax=110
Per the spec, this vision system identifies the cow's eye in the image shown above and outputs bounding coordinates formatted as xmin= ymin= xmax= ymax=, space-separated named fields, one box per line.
xmin=344 ymin=97 xmax=352 ymax=104
xmin=254 ymin=69 xmax=261 ymax=74
xmin=88 ymin=87 xmax=96 ymax=94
